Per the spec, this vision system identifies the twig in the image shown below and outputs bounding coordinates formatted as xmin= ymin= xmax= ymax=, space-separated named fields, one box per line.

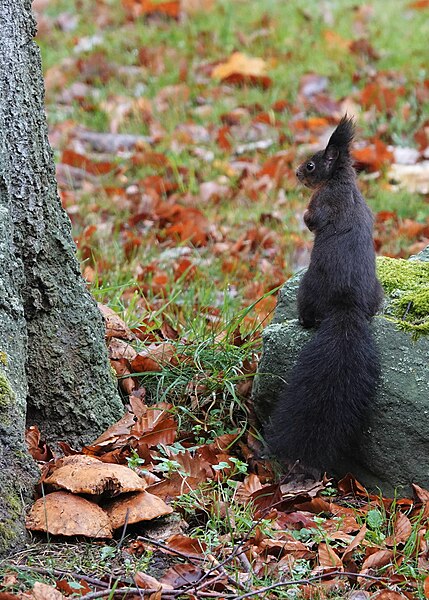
xmin=79 ymin=587 xmax=233 ymax=599
xmin=136 ymin=535 xmax=205 ymax=562
xmin=233 ymin=570 xmax=386 ymax=600
xmin=137 ymin=537 xmax=246 ymax=592
xmin=5 ymin=564 xmax=109 ymax=588
xmin=236 ymin=551 xmax=252 ymax=573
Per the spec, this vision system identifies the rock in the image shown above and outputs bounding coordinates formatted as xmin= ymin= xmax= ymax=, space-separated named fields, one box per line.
xmin=253 ymin=249 xmax=429 ymax=496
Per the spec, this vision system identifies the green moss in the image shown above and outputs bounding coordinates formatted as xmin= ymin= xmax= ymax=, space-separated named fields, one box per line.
xmin=0 ymin=485 xmax=24 ymax=553
xmin=0 ymin=371 xmax=14 ymax=410
xmin=376 ymin=257 xmax=429 ymax=338
xmin=0 ymin=351 xmax=7 ymax=366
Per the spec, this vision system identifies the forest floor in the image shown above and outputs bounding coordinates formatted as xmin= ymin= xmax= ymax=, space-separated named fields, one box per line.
xmin=2 ymin=0 xmax=429 ymax=598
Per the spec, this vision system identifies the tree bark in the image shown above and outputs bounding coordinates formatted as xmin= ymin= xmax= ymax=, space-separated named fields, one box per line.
xmin=0 ymin=0 xmax=123 ymax=553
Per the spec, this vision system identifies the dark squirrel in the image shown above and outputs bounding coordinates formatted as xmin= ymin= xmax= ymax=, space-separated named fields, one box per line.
xmin=266 ymin=116 xmax=383 ymax=472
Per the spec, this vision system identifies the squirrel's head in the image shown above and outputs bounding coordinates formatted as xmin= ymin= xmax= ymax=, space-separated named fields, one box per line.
xmin=296 ymin=116 xmax=355 ymax=189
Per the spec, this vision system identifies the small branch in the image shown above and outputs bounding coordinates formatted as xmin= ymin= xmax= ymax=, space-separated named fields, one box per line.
xmin=136 ymin=535 xmax=205 ymax=563
xmin=5 ymin=564 xmax=109 ymax=588
xmin=233 ymin=570 xmax=386 ymax=600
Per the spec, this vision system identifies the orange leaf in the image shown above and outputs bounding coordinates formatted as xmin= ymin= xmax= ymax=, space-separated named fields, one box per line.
xmin=342 ymin=525 xmax=367 ymax=561
xmin=408 ymin=0 xmax=429 ymax=8
xmin=211 ymin=52 xmax=271 ymax=88
xmin=61 ymin=149 xmax=115 ymax=175
xmin=122 ymin=0 xmax=180 ymax=19
xmin=131 ymin=342 xmax=176 ymax=373
xmin=371 ymin=592 xmax=408 ymax=600
xmin=318 ymin=542 xmax=343 ymax=569
xmin=324 ymin=29 xmax=350 ymax=50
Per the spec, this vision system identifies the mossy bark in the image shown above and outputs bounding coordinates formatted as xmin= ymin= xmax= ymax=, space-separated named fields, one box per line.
xmin=0 ymin=0 xmax=123 ymax=553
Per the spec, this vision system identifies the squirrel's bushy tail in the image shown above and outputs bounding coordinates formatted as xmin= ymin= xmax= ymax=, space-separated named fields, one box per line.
xmin=266 ymin=309 xmax=379 ymax=470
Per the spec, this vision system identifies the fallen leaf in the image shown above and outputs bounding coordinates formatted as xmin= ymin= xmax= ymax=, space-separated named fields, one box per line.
xmin=98 ymin=304 xmax=135 ymax=340
xmin=181 ymin=0 xmax=215 ymax=14
xmin=211 ymin=52 xmax=271 ymax=88
xmin=131 ymin=342 xmax=176 ymax=373
xmin=26 ymin=426 xmax=54 ymax=462
xmin=342 ymin=525 xmax=367 ymax=561
xmin=134 ymin=572 xmax=173 ymax=592
xmin=160 ymin=564 xmax=203 ymax=588
xmin=122 ymin=0 xmax=180 ymax=19
xmin=360 ymin=549 xmax=393 ymax=572
xmin=56 ymin=579 xmax=91 ymax=596
xmin=318 ymin=542 xmax=343 ymax=569
xmin=26 ymin=492 xmax=112 ymax=538
xmin=408 ymin=0 xmax=429 ymax=8
xmin=31 ymin=583 xmax=66 ymax=600
xmin=61 ymin=149 xmax=115 ymax=176
xmin=108 ymin=338 xmax=138 ymax=361
xmin=371 ymin=592 xmax=408 ymax=600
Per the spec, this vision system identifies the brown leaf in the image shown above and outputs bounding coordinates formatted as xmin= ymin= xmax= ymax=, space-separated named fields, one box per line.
xmin=98 ymin=304 xmax=135 ymax=340
xmin=413 ymin=483 xmax=429 ymax=503
xmin=132 ymin=403 xmax=177 ymax=446
xmin=26 ymin=492 xmax=112 ymax=538
xmin=371 ymin=592 xmax=408 ymax=600
xmin=134 ymin=572 xmax=173 ymax=592
xmin=408 ymin=0 xmax=429 ymax=8
xmin=26 ymin=426 xmax=54 ymax=462
xmin=360 ymin=82 xmax=405 ymax=113
xmin=56 ymin=579 xmax=91 ymax=596
xmin=108 ymin=338 xmax=137 ymax=361
xmin=165 ymin=534 xmax=207 ymax=558
xmin=360 ymin=549 xmax=393 ymax=572
xmin=131 ymin=343 xmax=176 ymax=373
xmin=86 ymin=411 xmax=136 ymax=449
xmin=30 ymin=583 xmax=66 ymax=600
xmin=160 ymin=564 xmax=203 ymax=588
xmin=424 ymin=575 xmax=429 ymax=598
xmin=45 ymin=455 xmax=146 ymax=496
xmin=103 ymin=491 xmax=173 ymax=529
xmin=386 ymin=512 xmax=412 ymax=546
xmin=235 ymin=474 xmax=263 ymax=504
xmin=318 ymin=542 xmax=343 ymax=569
xmin=147 ymin=472 xmax=201 ymax=500
xmin=122 ymin=0 xmax=180 ymax=19
xmin=61 ymin=149 xmax=115 ymax=176
xmin=342 ymin=525 xmax=367 ymax=561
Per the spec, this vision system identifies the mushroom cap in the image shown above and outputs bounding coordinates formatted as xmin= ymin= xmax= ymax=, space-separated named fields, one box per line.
xmin=26 ymin=491 xmax=112 ymax=538
xmin=45 ymin=455 xmax=146 ymax=496
xmin=103 ymin=491 xmax=173 ymax=530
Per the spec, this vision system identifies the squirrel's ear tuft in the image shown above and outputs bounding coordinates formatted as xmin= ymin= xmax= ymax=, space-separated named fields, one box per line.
xmin=326 ymin=115 xmax=355 ymax=153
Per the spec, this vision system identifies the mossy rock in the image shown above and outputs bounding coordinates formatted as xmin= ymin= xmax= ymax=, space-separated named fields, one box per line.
xmin=253 ymin=247 xmax=429 ymax=496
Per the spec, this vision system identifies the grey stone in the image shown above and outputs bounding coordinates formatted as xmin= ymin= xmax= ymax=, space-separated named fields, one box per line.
xmin=254 ymin=257 xmax=429 ymax=497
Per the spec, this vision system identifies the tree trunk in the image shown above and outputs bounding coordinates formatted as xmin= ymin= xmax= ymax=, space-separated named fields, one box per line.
xmin=0 ymin=0 xmax=123 ymax=553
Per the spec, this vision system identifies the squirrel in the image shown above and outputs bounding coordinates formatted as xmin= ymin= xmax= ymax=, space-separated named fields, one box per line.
xmin=265 ymin=116 xmax=383 ymax=472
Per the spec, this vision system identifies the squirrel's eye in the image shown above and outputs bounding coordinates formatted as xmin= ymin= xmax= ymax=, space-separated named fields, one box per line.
xmin=306 ymin=162 xmax=315 ymax=172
